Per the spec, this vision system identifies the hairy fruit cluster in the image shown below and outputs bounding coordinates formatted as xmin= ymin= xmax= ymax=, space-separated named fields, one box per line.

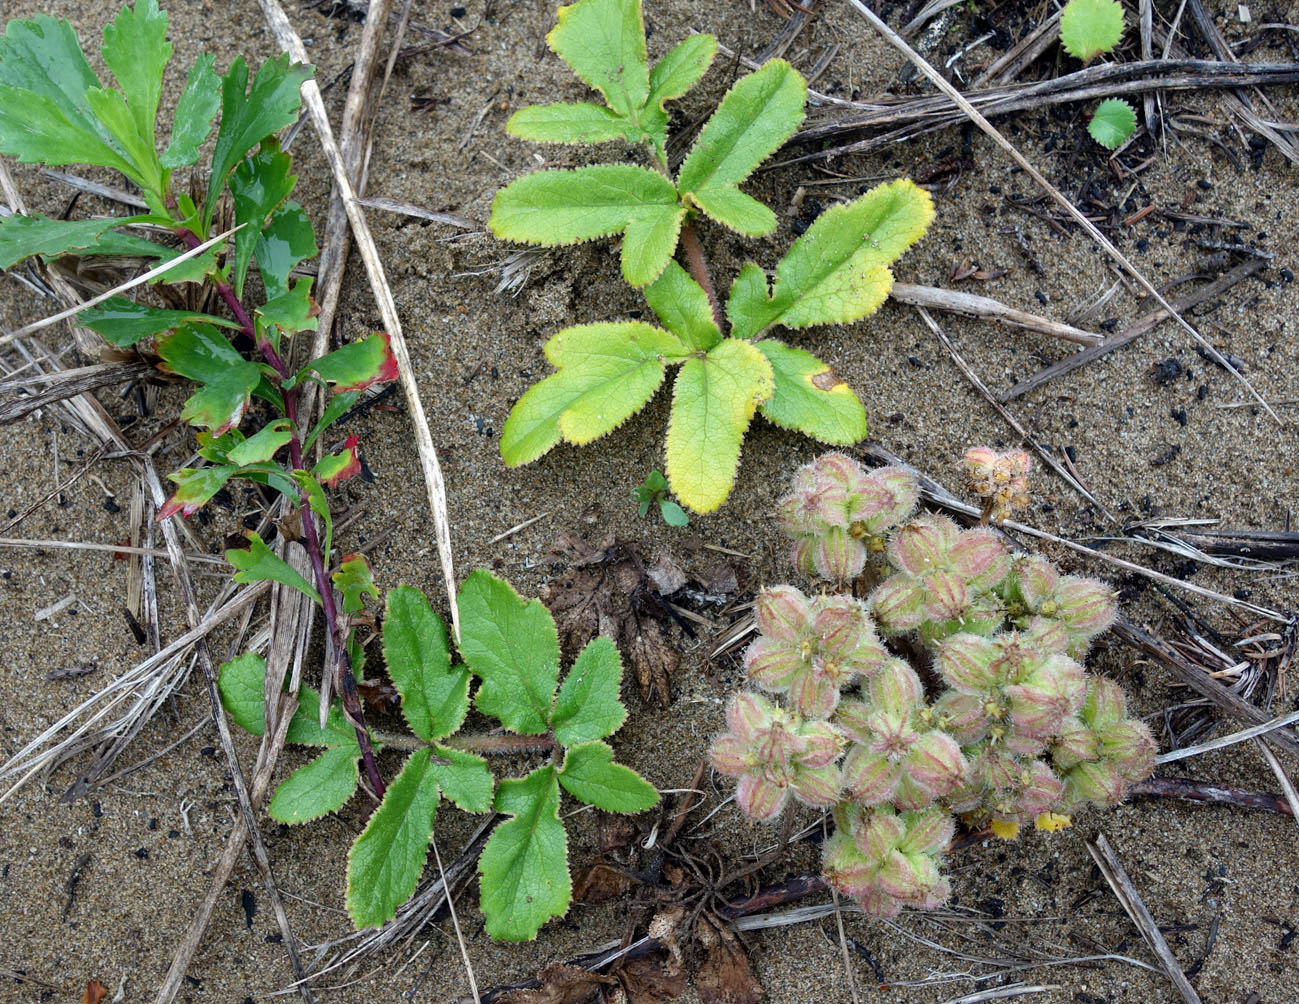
xmin=711 ymin=452 xmax=1156 ymax=918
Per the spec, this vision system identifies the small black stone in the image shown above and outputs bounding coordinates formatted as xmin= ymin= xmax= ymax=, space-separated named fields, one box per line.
xmin=1197 ymin=179 xmax=1213 ymax=190
xmin=1281 ymin=268 xmax=1294 ymax=283
xmin=450 ymin=5 xmax=466 ymax=15
xmin=134 ymin=847 xmax=148 ymax=859
xmin=103 ymin=500 xmax=121 ymax=513
xmin=1152 ymin=357 xmax=1183 ymax=385
xmin=1171 ymin=407 xmax=1187 ymax=426
xmin=1034 ymin=290 xmax=1048 ymax=306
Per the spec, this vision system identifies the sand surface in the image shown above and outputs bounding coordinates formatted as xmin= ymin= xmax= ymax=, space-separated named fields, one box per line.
xmin=1 ymin=1 xmax=1298 ymax=1002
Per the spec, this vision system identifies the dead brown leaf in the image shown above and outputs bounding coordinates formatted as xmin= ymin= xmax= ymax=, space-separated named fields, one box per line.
xmin=572 ymin=862 xmax=640 ymax=904
xmin=695 ymin=915 xmax=763 ymax=1004
xmin=496 ymin=963 xmax=614 ymax=1004
xmin=82 ymin=981 xmax=108 ymax=1004
xmin=598 ymin=813 xmax=639 ymax=854
xmin=616 ymin=951 xmax=688 ymax=1004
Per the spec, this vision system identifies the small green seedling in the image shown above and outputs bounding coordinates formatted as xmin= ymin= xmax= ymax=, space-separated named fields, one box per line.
xmin=634 ymin=470 xmax=689 ymax=527
xmin=1060 ymin=0 xmax=1124 ymax=63
xmin=220 ymin=570 xmax=658 ymax=940
xmin=1088 ymin=97 xmax=1137 ymax=150
xmin=490 ymin=0 xmax=934 ymax=514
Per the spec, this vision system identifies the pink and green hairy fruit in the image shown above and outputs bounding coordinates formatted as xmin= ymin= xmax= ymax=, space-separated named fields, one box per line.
xmin=964 ymin=446 xmax=1031 ymax=524
xmin=744 ymin=588 xmax=886 ymax=719
xmin=1053 ymin=677 xmax=1156 ymax=810
xmin=710 ymin=692 xmax=844 ymax=820
xmin=1004 ymin=653 xmax=1087 ymax=742
xmin=777 ymin=454 xmax=919 ymax=583
xmin=952 ymin=747 xmax=1064 ymax=828
xmin=1010 ymin=555 xmax=1117 ymax=658
xmin=836 ymin=660 xmax=968 ymax=809
xmin=823 ymin=803 xmax=954 ymax=916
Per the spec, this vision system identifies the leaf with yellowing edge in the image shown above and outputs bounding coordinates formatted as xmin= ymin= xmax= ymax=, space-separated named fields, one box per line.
xmin=312 ymin=435 xmax=361 ymax=488
xmin=754 ymin=339 xmax=866 ymax=445
xmin=665 ymin=338 xmax=773 ymax=514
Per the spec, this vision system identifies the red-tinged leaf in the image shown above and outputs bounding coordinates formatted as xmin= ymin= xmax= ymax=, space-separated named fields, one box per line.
xmin=332 ymin=553 xmax=378 ymax=615
xmin=299 ymin=332 xmax=398 ymax=393
xmin=156 ymin=324 xmax=261 ymax=435
xmin=312 ymin=435 xmax=361 ymax=488
xmin=158 ymin=464 xmax=237 ymax=520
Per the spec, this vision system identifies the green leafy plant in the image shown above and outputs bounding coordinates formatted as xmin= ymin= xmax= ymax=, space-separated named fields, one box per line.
xmin=1088 ymin=97 xmax=1137 ymax=150
xmin=0 ymin=2 xmax=397 ymax=794
xmin=634 ymin=469 xmax=689 ymax=527
xmin=489 ymin=0 xmax=934 ymax=514
xmin=1060 ymin=0 xmax=1125 ymax=63
xmin=220 ymin=571 xmax=658 ymax=939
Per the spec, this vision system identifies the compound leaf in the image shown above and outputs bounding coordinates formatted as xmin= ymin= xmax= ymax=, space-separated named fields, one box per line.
xmin=226 ymin=530 xmax=321 ymax=604
xmin=558 ymin=740 xmax=658 ymax=813
xmin=727 ymin=178 xmax=934 ymax=339
xmin=488 ymin=164 xmax=681 ymax=286
xmin=77 ymin=296 xmax=237 ymax=347
xmin=665 ymin=338 xmax=773 ymax=514
xmin=551 ymin=636 xmax=627 ymax=746
xmin=298 ymin=331 xmax=398 ymax=392
xmin=429 ymin=746 xmax=494 ymax=813
xmin=1088 ymin=97 xmax=1136 ymax=150
xmin=547 ymin=0 xmax=649 ymax=119
xmin=206 ymin=54 xmax=313 ymax=226
xmin=643 ymin=259 xmax=721 ymax=351
xmin=346 ymin=748 xmax=441 ymax=929
xmin=676 ymin=59 xmax=805 ymax=235
xmin=457 ymin=571 xmax=559 ymax=735
xmin=1060 ymin=0 xmax=1125 ymax=63
xmin=158 ymin=464 xmax=237 ymax=520
xmin=100 ymin=0 xmax=170 ymax=158
xmin=501 ymin=322 xmax=686 ymax=466
xmin=162 ymin=52 xmax=220 ymax=168
xmin=268 ymin=746 xmax=359 ymax=824
xmin=507 ymin=102 xmax=630 ymax=144
xmin=479 ymin=766 xmax=569 ymax=941
xmin=383 ymin=585 xmax=470 ymax=742
xmin=156 ymin=324 xmax=262 ymax=435
xmin=755 ymin=339 xmax=867 ymax=445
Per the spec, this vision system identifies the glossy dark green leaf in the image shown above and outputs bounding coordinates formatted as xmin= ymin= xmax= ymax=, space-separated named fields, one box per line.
xmin=77 ymin=296 xmax=237 ymax=347
xmin=156 ymin=324 xmax=261 ymax=434
xmin=228 ymin=140 xmax=297 ymax=296
xmin=162 ymin=53 xmax=220 ymax=168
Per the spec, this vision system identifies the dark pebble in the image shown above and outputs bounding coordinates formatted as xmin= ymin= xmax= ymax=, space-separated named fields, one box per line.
xmin=103 ymin=500 xmax=121 ymax=513
xmin=1152 ymin=357 xmax=1183 ymax=385
xmin=1171 ymin=407 xmax=1187 ymax=426
xmin=1034 ymin=290 xmax=1048 ymax=306
xmin=1281 ymin=268 xmax=1294 ymax=283
xmin=1197 ymin=179 xmax=1213 ymax=190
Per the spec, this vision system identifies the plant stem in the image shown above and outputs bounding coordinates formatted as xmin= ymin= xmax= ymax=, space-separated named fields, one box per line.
xmin=679 ymin=220 xmax=725 ymax=332
xmin=443 ymin=733 xmax=557 ymax=755
xmin=178 ymin=227 xmax=386 ymax=799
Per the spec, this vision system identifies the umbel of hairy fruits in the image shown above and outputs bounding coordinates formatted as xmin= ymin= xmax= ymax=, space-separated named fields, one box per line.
xmin=964 ymin=446 xmax=1032 ymax=524
xmin=744 ymin=586 xmax=889 ymax=719
xmin=1003 ymin=554 xmax=1118 ymax=659
xmin=870 ymin=514 xmax=1012 ymax=642
xmin=1053 ymin=676 xmax=1157 ymax=810
xmin=777 ymin=454 xmax=919 ymax=582
xmin=709 ymin=692 xmax=844 ymax=820
xmin=822 ymin=802 xmax=954 ymax=917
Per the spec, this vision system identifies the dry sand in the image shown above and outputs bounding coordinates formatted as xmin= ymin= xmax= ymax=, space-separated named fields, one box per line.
xmin=1 ymin=1 xmax=1298 ymax=1002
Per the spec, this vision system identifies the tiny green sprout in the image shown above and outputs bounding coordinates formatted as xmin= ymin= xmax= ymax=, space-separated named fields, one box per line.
xmin=490 ymin=0 xmax=934 ymax=514
xmin=1060 ymin=0 xmax=1125 ymax=63
xmin=634 ymin=470 xmax=690 ymax=527
xmin=1088 ymin=97 xmax=1137 ymax=150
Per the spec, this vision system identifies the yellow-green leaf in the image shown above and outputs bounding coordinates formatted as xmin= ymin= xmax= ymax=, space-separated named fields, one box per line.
xmin=665 ymin=338 xmax=773 ymax=513
xmin=755 ymin=339 xmax=867 ymax=445
xmin=546 ymin=0 xmax=649 ymax=119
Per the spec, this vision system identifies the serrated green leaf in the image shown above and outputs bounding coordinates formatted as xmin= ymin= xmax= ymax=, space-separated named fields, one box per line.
xmin=558 ymin=740 xmax=658 ymax=813
xmin=76 ymin=296 xmax=237 ymax=348
xmin=229 ymin=141 xmax=297 ymax=296
xmin=347 ymin=748 xmax=440 ymax=929
xmin=479 ymin=766 xmax=569 ymax=941
xmin=0 ymin=15 xmax=105 ymax=136
xmin=507 ymin=102 xmax=630 ymax=144
xmin=1060 ymin=0 xmax=1125 ymax=63
xmin=457 ymin=570 xmax=559 ymax=735
xmin=269 ymin=746 xmax=359 ymax=824
xmin=648 ymin=33 xmax=717 ymax=107
xmin=676 ymin=59 xmax=805 ymax=235
xmin=258 ymin=277 xmax=317 ymax=337
xmin=383 ymin=585 xmax=470 ymax=742
xmin=162 ymin=52 xmax=220 ymax=168
xmin=158 ymin=464 xmax=237 ymax=520
xmin=285 ymin=692 xmax=357 ymax=747
xmin=547 ymin=0 xmax=649 ymax=119
xmin=226 ymin=530 xmax=322 ymax=603
xmin=727 ymin=178 xmax=934 ymax=339
xmin=298 ymin=331 xmax=398 ymax=393
xmin=312 ymin=435 xmax=361 ymax=489
xmin=501 ymin=322 xmax=686 ymax=466
xmin=156 ymin=324 xmax=262 ymax=434
xmin=226 ymin=418 xmax=292 ymax=466
xmin=0 ymin=214 xmax=159 ymax=269
xmin=430 ymin=746 xmax=493 ymax=813
xmin=551 ymin=636 xmax=626 ymax=746
xmin=206 ymin=54 xmax=313 ymax=227
xmin=83 ymin=84 xmax=161 ymax=191
xmin=256 ymin=202 xmax=319 ymax=299
xmin=643 ymin=259 xmax=721 ymax=351
xmin=488 ymin=165 xmax=682 ymax=287
xmin=302 ymin=390 xmax=359 ymax=454
xmin=665 ymin=338 xmax=773 ymax=514
xmin=755 ymin=339 xmax=867 ymax=445
xmin=332 ymin=554 xmax=378 ymax=616
xmin=1088 ymin=98 xmax=1137 ymax=150
xmin=100 ymin=0 xmax=170 ymax=161
xmin=218 ymin=652 xmax=273 ymax=736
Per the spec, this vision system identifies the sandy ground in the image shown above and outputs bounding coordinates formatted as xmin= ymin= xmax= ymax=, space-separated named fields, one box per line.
xmin=2 ymin=1 xmax=1298 ymax=1002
